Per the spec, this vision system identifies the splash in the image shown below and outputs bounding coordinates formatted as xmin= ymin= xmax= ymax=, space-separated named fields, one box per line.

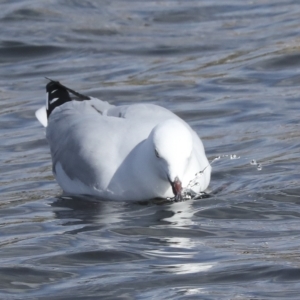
xmin=250 ymin=159 xmax=262 ymax=171
xmin=168 ymin=153 xmax=263 ymax=202
xmin=210 ymin=154 xmax=262 ymax=170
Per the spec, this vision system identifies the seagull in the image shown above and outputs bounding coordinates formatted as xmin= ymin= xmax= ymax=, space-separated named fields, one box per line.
xmin=35 ymin=79 xmax=211 ymax=201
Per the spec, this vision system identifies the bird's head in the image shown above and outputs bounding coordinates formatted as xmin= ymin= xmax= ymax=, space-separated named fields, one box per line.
xmin=151 ymin=119 xmax=193 ymax=201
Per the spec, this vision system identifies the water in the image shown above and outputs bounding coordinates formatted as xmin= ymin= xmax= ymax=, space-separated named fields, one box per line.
xmin=1 ymin=0 xmax=300 ymax=298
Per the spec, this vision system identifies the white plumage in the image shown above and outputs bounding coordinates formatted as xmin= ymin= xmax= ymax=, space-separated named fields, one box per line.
xmin=36 ymin=80 xmax=211 ymax=201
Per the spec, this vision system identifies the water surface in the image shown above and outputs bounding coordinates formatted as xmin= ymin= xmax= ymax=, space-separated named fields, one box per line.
xmin=1 ymin=0 xmax=300 ymax=299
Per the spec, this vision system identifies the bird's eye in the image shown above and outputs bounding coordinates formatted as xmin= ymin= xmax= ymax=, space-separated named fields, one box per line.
xmin=155 ymin=149 xmax=160 ymax=158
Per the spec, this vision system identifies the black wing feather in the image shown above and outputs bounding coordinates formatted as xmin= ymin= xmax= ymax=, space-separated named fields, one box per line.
xmin=45 ymin=78 xmax=90 ymax=118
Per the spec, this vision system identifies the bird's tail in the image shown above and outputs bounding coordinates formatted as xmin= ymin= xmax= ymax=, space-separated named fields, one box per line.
xmin=35 ymin=78 xmax=91 ymax=127
xmin=45 ymin=78 xmax=90 ymax=118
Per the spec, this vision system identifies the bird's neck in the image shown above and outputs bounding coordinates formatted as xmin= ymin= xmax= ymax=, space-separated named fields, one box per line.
xmin=131 ymin=139 xmax=172 ymax=199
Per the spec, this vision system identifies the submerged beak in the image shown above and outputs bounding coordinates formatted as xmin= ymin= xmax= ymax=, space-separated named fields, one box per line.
xmin=170 ymin=176 xmax=183 ymax=201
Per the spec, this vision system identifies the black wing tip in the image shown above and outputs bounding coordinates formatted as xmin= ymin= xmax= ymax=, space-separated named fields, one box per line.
xmin=45 ymin=77 xmax=57 ymax=82
xmin=45 ymin=78 xmax=91 ymax=118
xmin=46 ymin=79 xmax=72 ymax=118
xmin=45 ymin=77 xmax=60 ymax=88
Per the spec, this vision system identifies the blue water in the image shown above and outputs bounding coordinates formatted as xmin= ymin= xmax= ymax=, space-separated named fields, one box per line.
xmin=1 ymin=0 xmax=300 ymax=299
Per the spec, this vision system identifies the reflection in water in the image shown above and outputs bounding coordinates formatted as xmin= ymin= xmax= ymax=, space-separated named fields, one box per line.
xmin=51 ymin=195 xmax=129 ymax=234
xmin=50 ymin=195 xmax=216 ymax=277
xmin=140 ymin=201 xmax=216 ymax=275
xmin=163 ymin=200 xmax=198 ymax=228
xmin=151 ymin=262 xmax=213 ymax=275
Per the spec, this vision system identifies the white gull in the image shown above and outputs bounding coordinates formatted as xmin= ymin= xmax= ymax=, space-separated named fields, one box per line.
xmin=35 ymin=79 xmax=211 ymax=201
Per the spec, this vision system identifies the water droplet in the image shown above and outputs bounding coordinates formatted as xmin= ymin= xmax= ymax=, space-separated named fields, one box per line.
xmin=250 ymin=159 xmax=257 ymax=165
xmin=257 ymin=163 xmax=262 ymax=171
xmin=210 ymin=156 xmax=221 ymax=165
xmin=230 ymin=154 xmax=240 ymax=159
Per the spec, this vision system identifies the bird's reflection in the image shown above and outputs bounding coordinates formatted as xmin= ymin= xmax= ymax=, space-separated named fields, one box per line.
xmin=51 ymin=195 xmax=102 ymax=222
xmin=50 ymin=194 xmax=215 ymax=275
xmin=50 ymin=194 xmax=212 ymax=237
xmin=50 ymin=194 xmax=128 ymax=234
xmin=146 ymin=199 xmax=215 ymax=275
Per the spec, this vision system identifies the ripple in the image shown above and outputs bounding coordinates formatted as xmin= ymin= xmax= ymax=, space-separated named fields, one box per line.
xmin=35 ymin=250 xmax=146 ymax=267
xmin=250 ymin=53 xmax=300 ymax=71
xmin=0 ymin=266 xmax=72 ymax=292
xmin=0 ymin=41 xmax=65 ymax=62
xmin=152 ymin=5 xmax=242 ymax=23
xmin=73 ymin=28 xmax=119 ymax=36
xmin=2 ymin=8 xmax=56 ymax=21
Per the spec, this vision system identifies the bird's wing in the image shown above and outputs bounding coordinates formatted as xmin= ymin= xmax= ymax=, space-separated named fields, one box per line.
xmin=46 ymin=100 xmax=178 ymax=190
xmin=104 ymin=103 xmax=181 ymax=130
xmin=35 ymin=78 xmax=115 ymax=127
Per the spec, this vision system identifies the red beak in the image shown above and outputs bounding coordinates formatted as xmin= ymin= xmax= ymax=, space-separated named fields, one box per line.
xmin=171 ymin=176 xmax=183 ymax=201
